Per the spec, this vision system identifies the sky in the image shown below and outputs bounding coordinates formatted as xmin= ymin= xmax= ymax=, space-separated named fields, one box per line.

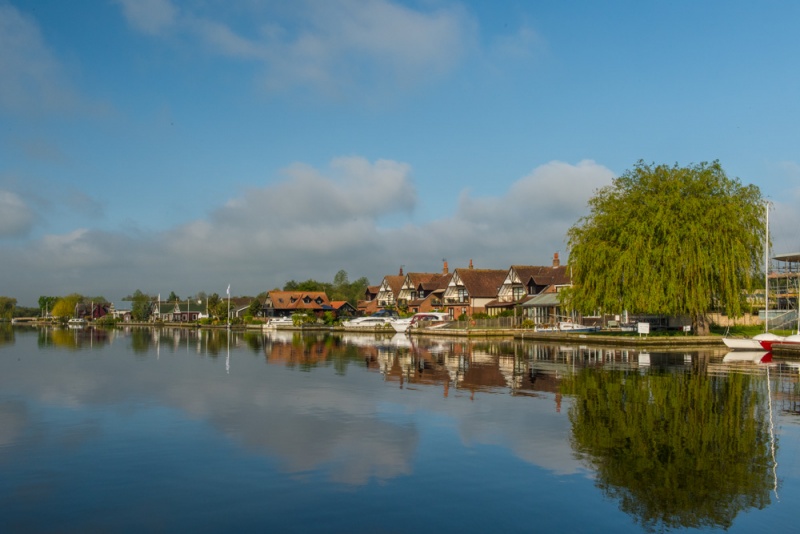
xmin=1 ymin=0 xmax=799 ymax=307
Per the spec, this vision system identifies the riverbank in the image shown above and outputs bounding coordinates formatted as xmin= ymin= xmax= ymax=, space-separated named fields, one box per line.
xmin=11 ymin=320 xmax=764 ymax=351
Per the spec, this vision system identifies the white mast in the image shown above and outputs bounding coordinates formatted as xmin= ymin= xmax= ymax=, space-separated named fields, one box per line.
xmin=765 ymin=202 xmax=769 ymax=332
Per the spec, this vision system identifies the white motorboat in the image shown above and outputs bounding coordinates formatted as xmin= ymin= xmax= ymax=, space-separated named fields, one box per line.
xmin=535 ymin=321 xmax=598 ymax=333
xmin=264 ymin=316 xmax=294 ymax=329
xmin=391 ymin=312 xmax=450 ymax=333
xmin=67 ymin=317 xmax=87 ymax=328
xmin=342 ymin=310 xmax=399 ymax=331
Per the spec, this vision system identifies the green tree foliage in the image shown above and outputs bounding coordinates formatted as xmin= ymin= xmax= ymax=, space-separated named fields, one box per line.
xmin=51 ymin=294 xmax=84 ymax=318
xmin=167 ymin=291 xmax=180 ymax=302
xmin=38 ymin=296 xmax=58 ymax=316
xmin=13 ymin=305 xmax=40 ymax=318
xmin=247 ymin=298 xmax=262 ymax=317
xmin=562 ymin=368 xmax=774 ymax=531
xmin=207 ymin=293 xmax=226 ymax=320
xmin=284 ymin=279 xmax=326 ymax=292
xmin=129 ymin=290 xmax=153 ymax=321
xmin=566 ymin=161 xmax=764 ymax=334
xmin=0 ymin=296 xmax=17 ymax=320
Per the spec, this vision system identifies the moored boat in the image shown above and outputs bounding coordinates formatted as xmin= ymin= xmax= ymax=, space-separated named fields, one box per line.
xmin=391 ymin=312 xmax=450 ymax=334
xmin=263 ymin=316 xmax=294 ymax=329
xmin=535 ymin=321 xmax=599 ymax=333
xmin=760 ymin=333 xmax=800 ymax=352
xmin=342 ymin=309 xmax=399 ymax=331
xmin=724 ymin=332 xmax=785 ymax=351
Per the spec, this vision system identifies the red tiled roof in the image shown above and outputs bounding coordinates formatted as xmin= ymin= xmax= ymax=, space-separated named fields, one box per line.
xmin=383 ymin=275 xmax=405 ymax=296
xmin=266 ymin=291 xmax=330 ymax=311
xmin=454 ymin=269 xmax=507 ymax=298
xmin=511 ymin=265 xmax=571 ymax=287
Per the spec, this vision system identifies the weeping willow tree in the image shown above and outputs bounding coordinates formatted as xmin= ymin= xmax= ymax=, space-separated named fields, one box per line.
xmin=566 ymin=161 xmax=764 ymax=334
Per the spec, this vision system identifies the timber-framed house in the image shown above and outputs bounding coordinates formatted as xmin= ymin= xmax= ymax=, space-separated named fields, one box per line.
xmin=442 ymin=263 xmax=506 ymax=318
xmin=486 ymin=253 xmax=571 ymax=317
xmin=376 ymin=268 xmax=405 ymax=309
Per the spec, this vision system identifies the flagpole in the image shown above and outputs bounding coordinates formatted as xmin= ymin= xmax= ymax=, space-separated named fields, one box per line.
xmin=227 ymin=284 xmax=231 ymax=329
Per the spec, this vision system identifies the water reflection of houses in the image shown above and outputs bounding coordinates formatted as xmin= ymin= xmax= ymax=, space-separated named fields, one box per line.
xmin=254 ymin=333 xmax=794 ymax=410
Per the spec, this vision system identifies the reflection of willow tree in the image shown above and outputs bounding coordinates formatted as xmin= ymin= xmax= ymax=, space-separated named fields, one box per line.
xmin=45 ymin=328 xmax=82 ymax=350
xmin=0 ymin=324 xmax=13 ymax=346
xmin=562 ymin=369 xmax=774 ymax=531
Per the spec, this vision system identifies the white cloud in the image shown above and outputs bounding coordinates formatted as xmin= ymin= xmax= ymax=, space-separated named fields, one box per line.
xmin=0 ymin=190 xmax=35 ymax=238
xmin=1 ymin=158 xmax=616 ymax=303
xmin=117 ymin=0 xmax=475 ymax=99
xmin=116 ymin=0 xmax=176 ymax=35
xmin=0 ymin=4 xmax=78 ymax=114
xmin=424 ymin=159 xmax=615 ymax=257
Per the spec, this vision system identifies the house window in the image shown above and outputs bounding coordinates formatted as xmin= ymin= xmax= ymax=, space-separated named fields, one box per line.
xmin=457 ymin=288 xmax=468 ymax=302
xmin=512 ymin=287 xmax=525 ymax=301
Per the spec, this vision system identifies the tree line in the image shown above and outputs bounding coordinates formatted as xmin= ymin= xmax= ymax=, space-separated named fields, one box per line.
xmin=0 ymin=269 xmax=371 ymax=322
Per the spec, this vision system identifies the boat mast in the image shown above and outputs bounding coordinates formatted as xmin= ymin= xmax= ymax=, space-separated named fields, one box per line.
xmin=765 ymin=202 xmax=769 ymax=332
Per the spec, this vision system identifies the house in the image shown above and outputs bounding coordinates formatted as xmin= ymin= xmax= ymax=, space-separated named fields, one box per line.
xmin=151 ymin=300 xmax=176 ymax=322
xmin=262 ymin=291 xmax=332 ymax=319
xmin=330 ymin=301 xmax=357 ymax=318
xmin=113 ymin=310 xmax=133 ymax=322
xmin=520 ymin=289 xmax=564 ymax=325
xmin=441 ymin=261 xmax=507 ymax=318
xmin=151 ymin=300 xmax=206 ymax=322
xmin=228 ymin=297 xmax=257 ymax=318
xmin=90 ymin=302 xmax=110 ymax=319
xmin=357 ymin=285 xmax=380 ymax=316
xmin=376 ymin=268 xmax=406 ymax=309
xmin=486 ymin=253 xmax=571 ymax=319
xmin=397 ymin=261 xmax=452 ymax=314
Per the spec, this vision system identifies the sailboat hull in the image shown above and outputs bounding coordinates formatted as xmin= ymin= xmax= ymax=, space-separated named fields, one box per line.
xmin=723 ymin=338 xmax=763 ymax=350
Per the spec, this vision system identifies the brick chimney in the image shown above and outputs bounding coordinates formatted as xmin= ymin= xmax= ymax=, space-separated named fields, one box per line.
xmin=469 ymin=259 xmax=473 ymax=269
xmin=553 ymin=252 xmax=560 ymax=267
xmin=443 ymin=260 xmax=448 ymax=274
xmin=399 ymin=266 xmax=403 ymax=276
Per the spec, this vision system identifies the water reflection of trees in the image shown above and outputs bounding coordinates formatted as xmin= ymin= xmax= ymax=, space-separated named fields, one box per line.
xmin=36 ymin=326 xmax=111 ymax=350
xmin=0 ymin=324 xmax=13 ymax=346
xmin=562 ymin=369 xmax=775 ymax=531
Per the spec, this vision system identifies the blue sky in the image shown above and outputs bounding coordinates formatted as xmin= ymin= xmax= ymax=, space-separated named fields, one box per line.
xmin=2 ymin=0 xmax=799 ymax=306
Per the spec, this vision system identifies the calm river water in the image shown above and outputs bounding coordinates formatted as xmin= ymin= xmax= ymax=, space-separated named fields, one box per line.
xmin=1 ymin=325 xmax=799 ymax=533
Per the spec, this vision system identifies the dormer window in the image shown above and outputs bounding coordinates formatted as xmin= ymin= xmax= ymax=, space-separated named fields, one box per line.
xmin=303 ymin=296 xmax=311 ymax=304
